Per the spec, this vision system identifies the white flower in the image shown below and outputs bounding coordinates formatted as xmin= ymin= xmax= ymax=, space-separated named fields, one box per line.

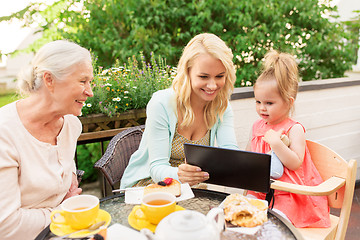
xmin=124 ymin=91 xmax=129 ymax=94
xmin=87 ymin=103 xmax=92 ymax=107
xmin=104 ymin=83 xmax=112 ymax=86
xmin=285 ymin=23 xmax=292 ymax=29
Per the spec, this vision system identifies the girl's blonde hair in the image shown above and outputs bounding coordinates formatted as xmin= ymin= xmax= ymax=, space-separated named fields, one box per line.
xmin=255 ymin=50 xmax=299 ymax=114
xmin=172 ymin=33 xmax=236 ymax=129
xmin=17 ymin=40 xmax=92 ymax=96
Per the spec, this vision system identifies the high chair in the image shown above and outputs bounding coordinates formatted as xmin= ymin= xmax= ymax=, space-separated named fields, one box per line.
xmin=270 ymin=140 xmax=357 ymax=240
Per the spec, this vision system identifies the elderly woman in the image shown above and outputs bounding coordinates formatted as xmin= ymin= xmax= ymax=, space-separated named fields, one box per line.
xmin=120 ymin=33 xmax=239 ymax=189
xmin=0 ymin=40 xmax=93 ymax=239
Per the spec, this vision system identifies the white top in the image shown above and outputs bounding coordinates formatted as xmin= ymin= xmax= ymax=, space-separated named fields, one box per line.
xmin=0 ymin=101 xmax=82 ymax=240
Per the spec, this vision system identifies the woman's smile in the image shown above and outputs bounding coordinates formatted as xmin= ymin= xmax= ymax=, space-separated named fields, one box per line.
xmin=189 ymin=53 xmax=226 ymax=105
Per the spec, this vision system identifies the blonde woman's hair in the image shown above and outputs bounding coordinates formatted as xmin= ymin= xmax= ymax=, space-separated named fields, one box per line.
xmin=172 ymin=33 xmax=236 ymax=129
xmin=255 ymin=50 xmax=299 ymax=114
xmin=17 ymin=40 xmax=92 ymax=95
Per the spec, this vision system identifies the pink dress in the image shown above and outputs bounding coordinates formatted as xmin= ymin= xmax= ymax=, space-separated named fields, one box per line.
xmin=248 ymin=118 xmax=330 ymax=228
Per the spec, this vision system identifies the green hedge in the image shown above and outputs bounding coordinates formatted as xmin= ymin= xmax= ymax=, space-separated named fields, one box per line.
xmin=76 ymin=142 xmax=108 ymax=183
xmin=1 ymin=0 xmax=357 ymax=87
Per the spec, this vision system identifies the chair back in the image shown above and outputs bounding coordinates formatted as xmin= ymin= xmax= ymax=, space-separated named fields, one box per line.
xmin=94 ymin=125 xmax=144 ymax=189
xmin=306 ymin=140 xmax=356 ymax=208
xmin=306 ymin=140 xmax=357 ymax=240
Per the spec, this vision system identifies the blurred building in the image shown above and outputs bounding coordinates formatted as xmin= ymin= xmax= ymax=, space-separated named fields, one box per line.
xmin=336 ymin=0 xmax=360 ymax=71
xmin=0 ymin=28 xmax=41 ymax=90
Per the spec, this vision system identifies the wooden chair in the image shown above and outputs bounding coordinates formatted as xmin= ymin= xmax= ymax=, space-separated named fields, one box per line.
xmin=270 ymin=140 xmax=357 ymax=240
xmin=94 ymin=125 xmax=144 ymax=196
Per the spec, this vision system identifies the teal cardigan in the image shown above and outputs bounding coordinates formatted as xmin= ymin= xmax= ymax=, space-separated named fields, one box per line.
xmin=120 ymin=88 xmax=239 ymax=188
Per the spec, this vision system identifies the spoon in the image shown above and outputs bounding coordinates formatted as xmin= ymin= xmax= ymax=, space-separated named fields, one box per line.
xmin=50 ymin=220 xmax=106 ymax=239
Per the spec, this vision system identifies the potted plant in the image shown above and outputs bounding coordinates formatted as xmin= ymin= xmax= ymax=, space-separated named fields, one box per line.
xmin=79 ymin=52 xmax=175 ymax=134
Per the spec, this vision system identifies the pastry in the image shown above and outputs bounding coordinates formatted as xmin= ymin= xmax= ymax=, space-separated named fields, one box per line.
xmin=143 ymin=178 xmax=181 ymax=197
xmin=223 ymin=193 xmax=268 ymax=227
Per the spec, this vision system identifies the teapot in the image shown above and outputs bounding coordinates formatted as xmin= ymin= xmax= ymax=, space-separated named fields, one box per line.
xmin=142 ymin=207 xmax=224 ymax=240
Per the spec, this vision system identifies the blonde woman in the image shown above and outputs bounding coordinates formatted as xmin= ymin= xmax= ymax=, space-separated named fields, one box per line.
xmin=0 ymin=40 xmax=93 ymax=239
xmin=121 ymin=33 xmax=239 ymax=188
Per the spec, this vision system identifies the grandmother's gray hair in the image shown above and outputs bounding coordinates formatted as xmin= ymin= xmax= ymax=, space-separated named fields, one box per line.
xmin=17 ymin=40 xmax=92 ymax=95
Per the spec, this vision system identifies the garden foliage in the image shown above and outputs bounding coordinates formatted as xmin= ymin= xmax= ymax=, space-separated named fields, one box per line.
xmin=76 ymin=143 xmax=104 ymax=182
xmin=82 ymin=52 xmax=174 ymax=117
xmin=1 ymin=0 xmax=357 ymax=86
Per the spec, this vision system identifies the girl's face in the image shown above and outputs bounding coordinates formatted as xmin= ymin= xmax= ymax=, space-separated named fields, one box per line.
xmin=52 ymin=61 xmax=94 ymax=116
xmin=189 ymin=53 xmax=226 ymax=106
xmin=254 ymin=79 xmax=292 ymax=125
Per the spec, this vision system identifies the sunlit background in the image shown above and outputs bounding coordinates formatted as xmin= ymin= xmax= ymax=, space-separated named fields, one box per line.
xmin=0 ymin=0 xmax=358 ymax=54
xmin=0 ymin=0 xmax=359 ymax=90
xmin=0 ymin=0 xmax=33 ymax=54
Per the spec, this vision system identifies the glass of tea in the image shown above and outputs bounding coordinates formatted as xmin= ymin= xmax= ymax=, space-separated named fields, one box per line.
xmin=140 ymin=192 xmax=176 ymax=224
xmin=50 ymin=195 xmax=99 ymax=229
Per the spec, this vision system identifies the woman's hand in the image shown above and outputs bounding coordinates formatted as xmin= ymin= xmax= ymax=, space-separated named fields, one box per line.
xmin=63 ymin=173 xmax=82 ymax=201
xmin=178 ymin=163 xmax=209 ymax=186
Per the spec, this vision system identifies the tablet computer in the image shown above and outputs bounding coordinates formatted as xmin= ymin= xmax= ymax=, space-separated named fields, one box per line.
xmin=184 ymin=143 xmax=271 ymax=193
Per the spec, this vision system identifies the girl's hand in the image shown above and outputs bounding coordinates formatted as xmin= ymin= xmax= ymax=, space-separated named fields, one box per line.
xmin=263 ymin=125 xmax=305 ymax=171
xmin=263 ymin=129 xmax=284 ymax=147
xmin=178 ymin=163 xmax=209 ymax=186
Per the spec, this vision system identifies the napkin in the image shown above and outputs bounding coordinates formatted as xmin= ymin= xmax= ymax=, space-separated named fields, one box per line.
xmin=124 ymin=183 xmax=194 ymax=204
xmin=107 ymin=223 xmax=147 ymax=240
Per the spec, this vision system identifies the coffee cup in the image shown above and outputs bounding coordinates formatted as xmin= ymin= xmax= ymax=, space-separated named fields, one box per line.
xmin=135 ymin=192 xmax=176 ymax=225
xmin=50 ymin=195 xmax=99 ymax=229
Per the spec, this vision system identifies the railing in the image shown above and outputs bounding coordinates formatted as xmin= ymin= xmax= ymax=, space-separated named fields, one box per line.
xmin=76 ymin=75 xmax=360 ymax=182
xmin=75 ymin=109 xmax=146 ymax=166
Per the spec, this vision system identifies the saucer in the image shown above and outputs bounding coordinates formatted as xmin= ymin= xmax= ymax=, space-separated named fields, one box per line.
xmin=50 ymin=209 xmax=111 ymax=238
xmin=128 ymin=205 xmax=185 ymax=232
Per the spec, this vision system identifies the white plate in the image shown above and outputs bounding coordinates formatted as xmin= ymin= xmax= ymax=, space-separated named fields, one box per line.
xmin=123 ymin=183 xmax=194 ymax=204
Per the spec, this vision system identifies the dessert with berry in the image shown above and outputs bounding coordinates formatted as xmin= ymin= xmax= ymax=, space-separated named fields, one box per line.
xmin=143 ymin=178 xmax=181 ymax=196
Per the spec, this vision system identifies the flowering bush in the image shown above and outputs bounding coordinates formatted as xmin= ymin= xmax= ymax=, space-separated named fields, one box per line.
xmin=81 ymin=52 xmax=175 ymax=117
xmin=5 ymin=0 xmax=356 ymax=88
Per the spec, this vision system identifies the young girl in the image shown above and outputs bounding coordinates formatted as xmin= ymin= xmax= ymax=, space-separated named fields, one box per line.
xmin=246 ymin=50 xmax=330 ymax=228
